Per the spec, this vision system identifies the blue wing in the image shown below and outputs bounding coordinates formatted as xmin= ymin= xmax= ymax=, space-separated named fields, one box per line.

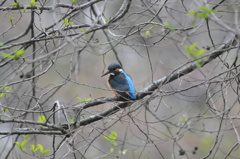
xmin=109 ymin=72 xmax=136 ymax=99
xmin=122 ymin=72 xmax=136 ymax=99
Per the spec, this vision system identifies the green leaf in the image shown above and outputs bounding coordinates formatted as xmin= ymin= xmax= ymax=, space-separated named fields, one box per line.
xmin=21 ymin=140 xmax=28 ymax=147
xmin=84 ymin=98 xmax=91 ymax=103
xmin=37 ymin=144 xmax=44 ymax=153
xmin=70 ymin=118 xmax=75 ymax=122
xmin=8 ymin=17 xmax=15 ymax=22
xmin=15 ymin=140 xmax=28 ymax=151
xmin=70 ymin=0 xmax=77 ymax=3
xmin=188 ymin=6 xmax=215 ymax=19
xmin=0 ymin=43 xmax=3 ymax=47
xmin=0 ymin=93 xmax=5 ymax=98
xmin=38 ymin=115 xmax=46 ymax=123
xmin=30 ymin=145 xmax=40 ymax=152
xmin=2 ymin=108 xmax=9 ymax=112
xmin=193 ymin=48 xmax=206 ymax=57
xmin=109 ymin=131 xmax=117 ymax=140
xmin=77 ymin=97 xmax=91 ymax=103
xmin=102 ymin=134 xmax=111 ymax=141
xmin=1 ymin=53 xmax=15 ymax=59
xmin=77 ymin=97 xmax=83 ymax=102
xmin=189 ymin=43 xmax=198 ymax=52
xmin=145 ymin=30 xmax=151 ymax=37
xmin=199 ymin=6 xmax=215 ymax=14
xmin=110 ymin=148 xmax=114 ymax=153
xmin=22 ymin=148 xmax=27 ymax=151
xmin=105 ymin=19 xmax=109 ymax=22
xmin=163 ymin=22 xmax=175 ymax=31
xmin=43 ymin=149 xmax=51 ymax=154
xmin=196 ymin=13 xmax=209 ymax=18
xmin=15 ymin=49 xmax=26 ymax=59
xmin=24 ymin=5 xmax=28 ymax=12
xmin=64 ymin=18 xmax=69 ymax=25
xmin=30 ymin=145 xmax=36 ymax=152
xmin=15 ymin=142 xmax=21 ymax=148
xmin=188 ymin=10 xmax=196 ymax=15
xmin=80 ymin=29 xmax=85 ymax=32
xmin=30 ymin=0 xmax=37 ymax=6
xmin=3 ymin=86 xmax=12 ymax=92
xmin=12 ymin=2 xmax=20 ymax=7
xmin=112 ymin=141 xmax=118 ymax=146
xmin=64 ymin=18 xmax=74 ymax=26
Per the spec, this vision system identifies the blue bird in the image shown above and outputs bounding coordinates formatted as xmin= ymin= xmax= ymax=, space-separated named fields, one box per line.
xmin=101 ymin=63 xmax=137 ymax=100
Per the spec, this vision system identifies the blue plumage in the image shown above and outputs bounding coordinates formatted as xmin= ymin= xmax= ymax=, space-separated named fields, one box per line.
xmin=101 ymin=63 xmax=136 ymax=100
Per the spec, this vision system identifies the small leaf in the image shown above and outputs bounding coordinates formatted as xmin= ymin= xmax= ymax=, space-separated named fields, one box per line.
xmin=30 ymin=145 xmax=39 ymax=152
xmin=102 ymin=134 xmax=110 ymax=141
xmin=22 ymin=148 xmax=27 ymax=152
xmin=199 ymin=6 xmax=215 ymax=14
xmin=30 ymin=145 xmax=35 ymax=152
xmin=189 ymin=43 xmax=198 ymax=52
xmin=110 ymin=148 xmax=114 ymax=153
xmin=70 ymin=118 xmax=75 ymax=122
xmin=12 ymin=2 xmax=20 ymax=7
xmin=37 ymin=144 xmax=44 ymax=153
xmin=38 ymin=115 xmax=46 ymax=123
xmin=80 ymin=29 xmax=85 ymax=32
xmin=15 ymin=142 xmax=21 ymax=148
xmin=43 ymin=149 xmax=51 ymax=154
xmin=188 ymin=10 xmax=196 ymax=15
xmin=109 ymin=131 xmax=117 ymax=140
xmin=21 ymin=140 xmax=28 ymax=147
xmin=30 ymin=0 xmax=37 ymax=6
xmin=105 ymin=19 xmax=109 ymax=22
xmin=85 ymin=98 xmax=92 ymax=102
xmin=4 ymin=86 xmax=12 ymax=92
xmin=0 ymin=43 xmax=3 ymax=47
xmin=64 ymin=18 xmax=74 ymax=26
xmin=163 ymin=21 xmax=175 ymax=31
xmin=8 ymin=17 xmax=15 ymax=22
xmin=64 ymin=18 xmax=69 ymax=26
xmin=1 ymin=53 xmax=15 ymax=59
xmin=70 ymin=0 xmax=77 ymax=3
xmin=15 ymin=49 xmax=26 ymax=59
xmin=77 ymin=97 xmax=83 ymax=102
xmin=145 ymin=30 xmax=151 ymax=37
xmin=193 ymin=48 xmax=206 ymax=57
xmin=24 ymin=5 xmax=28 ymax=12
xmin=112 ymin=141 xmax=118 ymax=146
xmin=2 ymin=108 xmax=9 ymax=112
xmin=0 ymin=93 xmax=5 ymax=98
xmin=196 ymin=13 xmax=208 ymax=18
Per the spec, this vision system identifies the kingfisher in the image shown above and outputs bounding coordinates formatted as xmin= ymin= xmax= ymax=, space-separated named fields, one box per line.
xmin=101 ymin=63 xmax=137 ymax=100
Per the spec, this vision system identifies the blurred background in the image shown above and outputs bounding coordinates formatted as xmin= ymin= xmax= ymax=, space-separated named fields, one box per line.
xmin=0 ymin=0 xmax=240 ymax=158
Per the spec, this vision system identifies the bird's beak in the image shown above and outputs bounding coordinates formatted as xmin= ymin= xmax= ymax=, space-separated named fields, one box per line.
xmin=101 ymin=70 xmax=110 ymax=77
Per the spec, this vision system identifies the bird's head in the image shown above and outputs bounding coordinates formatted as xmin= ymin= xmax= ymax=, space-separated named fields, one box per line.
xmin=101 ymin=63 xmax=122 ymax=77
